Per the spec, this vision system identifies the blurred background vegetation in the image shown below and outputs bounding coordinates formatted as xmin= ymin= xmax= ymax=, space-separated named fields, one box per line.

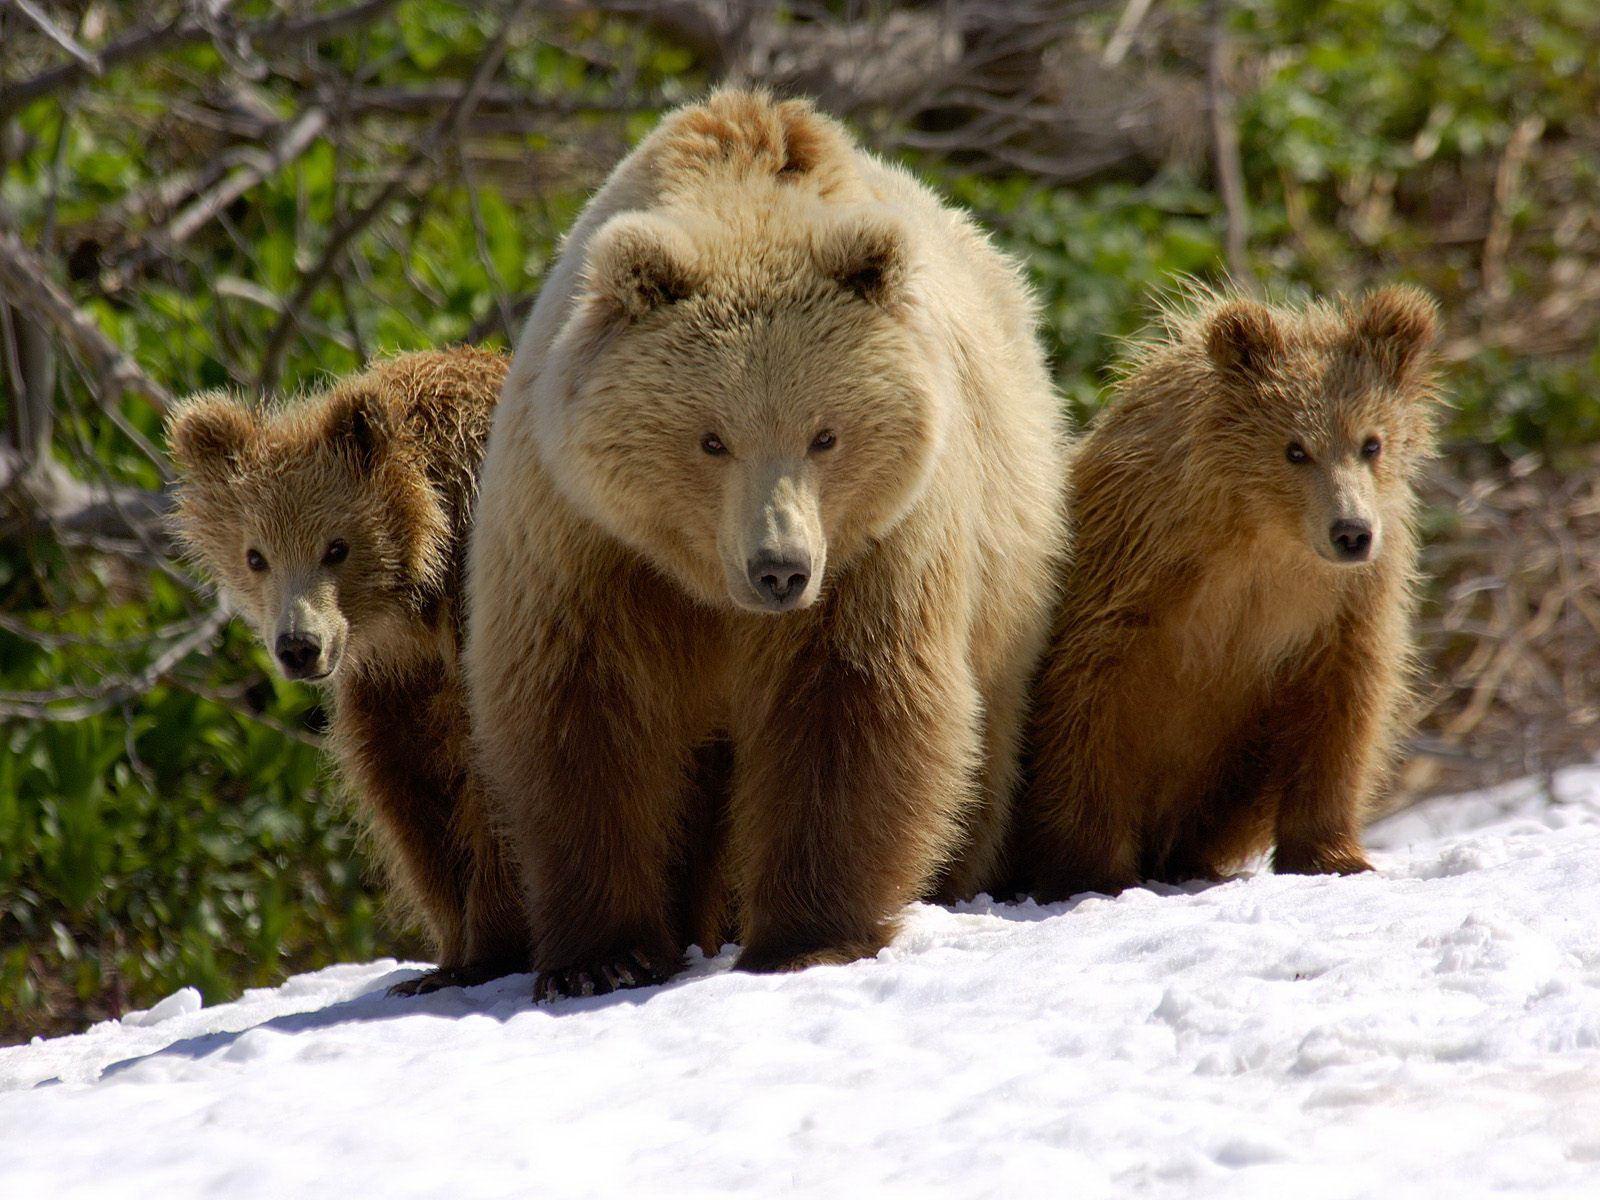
xmin=2 ymin=0 xmax=1597 ymax=1043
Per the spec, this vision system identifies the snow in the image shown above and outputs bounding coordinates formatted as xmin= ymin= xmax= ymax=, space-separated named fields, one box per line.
xmin=6 ymin=767 xmax=1600 ymax=1198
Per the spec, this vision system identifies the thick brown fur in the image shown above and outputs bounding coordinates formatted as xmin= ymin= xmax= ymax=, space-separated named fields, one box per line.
xmin=467 ymin=89 xmax=1069 ymax=999
xmin=167 ymin=349 xmax=529 ymax=993
xmin=1018 ymin=286 xmax=1441 ymax=899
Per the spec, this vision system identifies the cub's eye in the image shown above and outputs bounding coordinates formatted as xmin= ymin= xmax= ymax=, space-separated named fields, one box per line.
xmin=1285 ymin=442 xmax=1311 ymax=465
xmin=246 ymin=549 xmax=268 ymax=572
xmin=1361 ymin=437 xmax=1382 ymax=460
xmin=322 ymin=539 xmax=349 ymax=566
xmin=700 ymin=433 xmax=729 ymax=457
xmin=809 ymin=429 xmax=837 ymax=453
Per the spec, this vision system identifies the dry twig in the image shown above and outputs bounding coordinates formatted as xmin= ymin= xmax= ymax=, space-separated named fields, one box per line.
xmin=255 ymin=0 xmax=539 ymax=392
xmin=0 ymin=607 xmax=228 ymax=722
xmin=1204 ymin=0 xmax=1256 ymax=292
xmin=0 ymin=0 xmax=401 ymax=117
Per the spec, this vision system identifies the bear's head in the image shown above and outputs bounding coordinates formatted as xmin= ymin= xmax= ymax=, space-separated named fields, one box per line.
xmin=1199 ymin=285 xmax=1440 ymax=568
xmin=540 ymin=199 xmax=950 ymax=613
xmin=167 ymin=384 xmax=450 ymax=680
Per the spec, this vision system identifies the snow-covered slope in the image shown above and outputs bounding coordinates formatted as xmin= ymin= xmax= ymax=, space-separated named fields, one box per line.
xmin=6 ymin=768 xmax=1600 ymax=1199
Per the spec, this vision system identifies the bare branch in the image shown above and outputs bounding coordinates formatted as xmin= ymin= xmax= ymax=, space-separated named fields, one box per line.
xmin=0 ymin=226 xmax=173 ymax=411
xmin=109 ymin=106 xmax=330 ymax=286
xmin=1482 ymin=115 xmax=1545 ymax=306
xmin=0 ymin=300 xmax=52 ymax=461
xmin=0 ymin=0 xmax=402 ymax=118
xmin=1205 ymin=0 xmax=1257 ymax=292
xmin=256 ymin=0 xmax=540 ymax=392
xmin=0 ymin=447 xmax=172 ymax=544
xmin=0 ymin=611 xmax=207 ymax=651
xmin=0 ymin=607 xmax=227 ymax=722
xmin=6 ymin=0 xmax=102 ymax=77
xmin=1103 ymin=0 xmax=1157 ymax=66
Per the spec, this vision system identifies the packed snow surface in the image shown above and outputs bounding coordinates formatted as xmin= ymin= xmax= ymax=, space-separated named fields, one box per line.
xmin=6 ymin=767 xmax=1600 ymax=1198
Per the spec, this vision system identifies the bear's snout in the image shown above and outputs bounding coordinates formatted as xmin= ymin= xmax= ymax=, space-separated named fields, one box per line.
xmin=723 ymin=459 xmax=826 ymax=613
xmin=747 ymin=555 xmax=812 ymax=611
xmin=276 ymin=632 xmax=326 ymax=679
xmin=1328 ymin=518 xmax=1375 ymax=563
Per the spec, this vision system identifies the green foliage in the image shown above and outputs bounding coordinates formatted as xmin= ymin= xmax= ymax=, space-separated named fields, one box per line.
xmin=1236 ymin=0 xmax=1600 ymax=446
xmin=0 ymin=605 xmax=397 ymax=1039
xmin=946 ymin=172 xmax=1226 ymax=420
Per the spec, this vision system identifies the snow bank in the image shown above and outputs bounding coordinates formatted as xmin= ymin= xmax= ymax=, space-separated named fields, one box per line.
xmin=5 ymin=766 xmax=1600 ymax=1199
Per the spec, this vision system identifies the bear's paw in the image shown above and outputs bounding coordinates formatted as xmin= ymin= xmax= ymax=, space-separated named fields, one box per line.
xmin=532 ymin=947 xmax=686 ymax=1003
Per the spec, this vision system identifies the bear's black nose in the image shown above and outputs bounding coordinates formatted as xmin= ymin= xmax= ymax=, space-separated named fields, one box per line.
xmin=748 ymin=556 xmax=811 ymax=610
xmin=276 ymin=632 xmax=323 ymax=677
xmin=1329 ymin=519 xmax=1374 ymax=561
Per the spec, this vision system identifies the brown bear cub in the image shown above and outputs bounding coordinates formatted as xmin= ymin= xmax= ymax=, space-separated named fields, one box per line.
xmin=168 ymin=349 xmax=528 ymax=994
xmin=1017 ymin=286 xmax=1440 ymax=900
xmin=467 ymin=90 xmax=1068 ymax=1000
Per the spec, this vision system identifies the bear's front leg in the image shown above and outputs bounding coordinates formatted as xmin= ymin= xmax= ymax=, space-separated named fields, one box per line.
xmin=1011 ymin=591 xmax=1171 ymax=903
xmin=333 ymin=665 xmax=475 ymax=991
xmin=1268 ymin=626 xmax=1388 ymax=877
xmin=453 ymin=774 xmax=535 ymax=982
xmin=729 ymin=611 xmax=981 ymax=975
xmin=468 ymin=559 xmax=718 ymax=1001
xmin=1015 ymin=686 xmax=1143 ymax=903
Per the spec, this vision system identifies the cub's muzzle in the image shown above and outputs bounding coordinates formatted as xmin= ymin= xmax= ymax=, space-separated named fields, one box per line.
xmin=275 ymin=632 xmax=328 ymax=680
xmin=1328 ymin=518 xmax=1375 ymax=564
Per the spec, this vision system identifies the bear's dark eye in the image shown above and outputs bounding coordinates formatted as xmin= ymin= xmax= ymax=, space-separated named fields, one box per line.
xmin=1361 ymin=436 xmax=1382 ymax=460
xmin=246 ymin=548 xmax=268 ymax=572
xmin=700 ymin=433 xmax=728 ymax=457
xmin=810 ymin=429 xmax=837 ymax=453
xmin=322 ymin=539 xmax=349 ymax=566
xmin=1285 ymin=442 xmax=1311 ymax=465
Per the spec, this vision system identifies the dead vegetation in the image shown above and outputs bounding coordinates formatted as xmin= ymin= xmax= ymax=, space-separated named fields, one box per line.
xmin=1406 ymin=450 xmax=1600 ymax=800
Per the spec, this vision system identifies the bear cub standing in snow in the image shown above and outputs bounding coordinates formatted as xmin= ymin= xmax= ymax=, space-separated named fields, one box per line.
xmin=467 ymin=90 xmax=1068 ymax=999
xmin=168 ymin=349 xmax=527 ymax=994
xmin=1018 ymin=287 xmax=1440 ymax=899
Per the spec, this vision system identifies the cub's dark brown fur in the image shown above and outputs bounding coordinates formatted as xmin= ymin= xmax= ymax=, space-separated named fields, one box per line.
xmin=168 ymin=349 xmax=527 ymax=992
xmin=1019 ymin=287 xmax=1441 ymax=898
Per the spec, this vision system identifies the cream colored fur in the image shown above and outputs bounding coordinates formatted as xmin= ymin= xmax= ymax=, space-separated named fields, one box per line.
xmin=465 ymin=90 xmax=1068 ymax=995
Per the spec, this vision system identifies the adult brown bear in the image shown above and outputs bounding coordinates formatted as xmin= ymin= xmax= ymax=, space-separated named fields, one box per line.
xmin=465 ymin=90 xmax=1069 ymax=999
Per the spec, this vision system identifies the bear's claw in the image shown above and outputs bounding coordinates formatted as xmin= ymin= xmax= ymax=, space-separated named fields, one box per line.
xmin=388 ymin=958 xmax=526 ymax=998
xmin=388 ymin=967 xmax=465 ymax=998
xmin=1274 ymin=846 xmax=1373 ymax=876
xmin=533 ymin=948 xmax=683 ymax=1003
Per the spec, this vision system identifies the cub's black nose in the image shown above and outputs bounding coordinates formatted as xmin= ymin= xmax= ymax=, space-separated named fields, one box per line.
xmin=275 ymin=632 xmax=323 ymax=676
xmin=748 ymin=557 xmax=811 ymax=609
xmin=1329 ymin=519 xmax=1374 ymax=562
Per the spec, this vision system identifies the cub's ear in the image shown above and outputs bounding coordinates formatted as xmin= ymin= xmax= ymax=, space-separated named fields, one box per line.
xmin=1352 ymin=285 xmax=1438 ymax=380
xmin=322 ymin=386 xmax=393 ymax=473
xmin=167 ymin=392 xmax=256 ymax=481
xmin=584 ymin=213 xmax=700 ymax=320
xmin=814 ymin=213 xmax=908 ymax=307
xmin=1204 ymin=300 xmax=1284 ymax=383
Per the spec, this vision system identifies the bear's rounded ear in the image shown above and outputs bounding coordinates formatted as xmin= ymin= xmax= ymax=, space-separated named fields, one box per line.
xmin=1204 ymin=300 xmax=1284 ymax=383
xmin=584 ymin=213 xmax=700 ymax=321
xmin=814 ymin=212 xmax=908 ymax=307
xmin=167 ymin=392 xmax=256 ymax=481
xmin=772 ymin=97 xmax=836 ymax=177
xmin=1352 ymin=285 xmax=1438 ymax=381
xmin=323 ymin=386 xmax=393 ymax=473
